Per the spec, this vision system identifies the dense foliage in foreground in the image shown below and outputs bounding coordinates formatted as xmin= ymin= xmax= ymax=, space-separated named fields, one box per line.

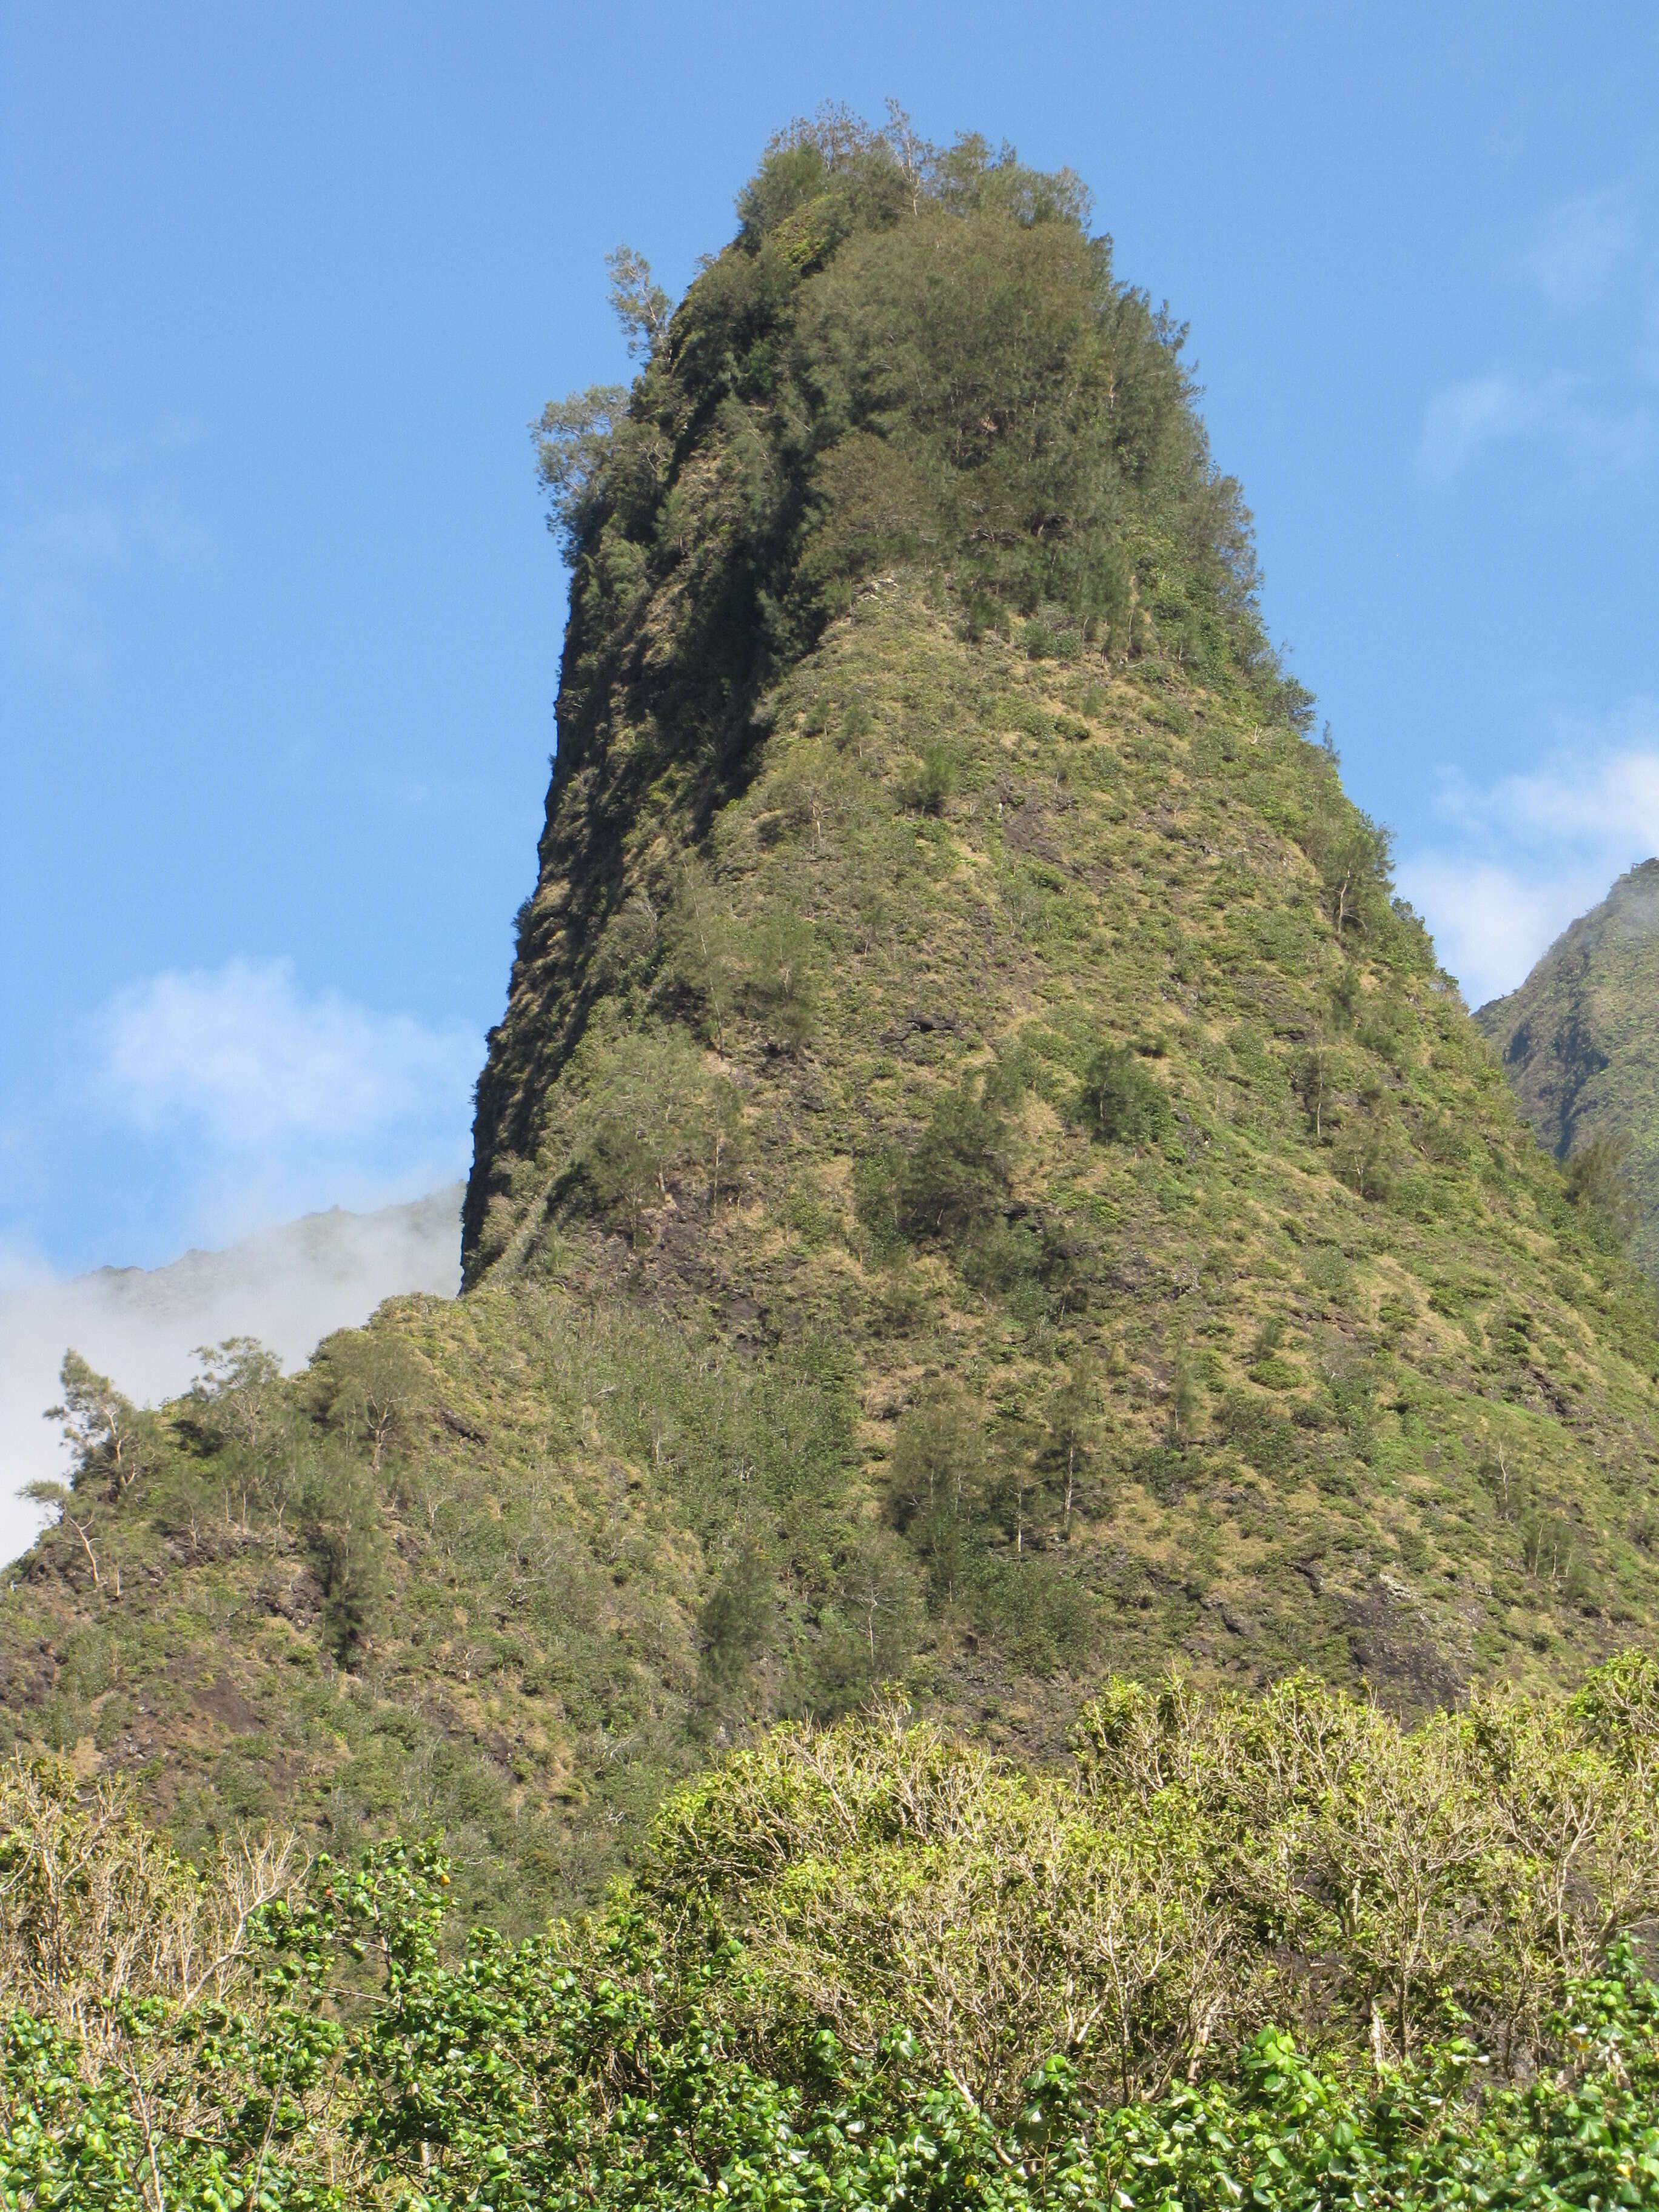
xmin=4 ymin=1664 xmax=1659 ymax=2208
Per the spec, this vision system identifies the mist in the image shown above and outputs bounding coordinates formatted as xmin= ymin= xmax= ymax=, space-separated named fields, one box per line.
xmin=0 ymin=1186 xmax=463 ymax=1566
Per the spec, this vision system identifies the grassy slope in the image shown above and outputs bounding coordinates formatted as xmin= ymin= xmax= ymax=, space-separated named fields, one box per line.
xmin=8 ymin=585 xmax=1658 ymax=1925
xmin=1478 ymin=857 xmax=1659 ymax=1282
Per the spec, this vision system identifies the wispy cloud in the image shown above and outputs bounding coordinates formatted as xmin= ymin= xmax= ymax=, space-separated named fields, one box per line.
xmin=1427 ymin=702 xmax=1659 ymax=852
xmin=1418 ymin=373 xmax=1651 ymax=481
xmin=95 ymin=959 xmax=478 ymax=1150
xmin=1418 ymin=183 xmax=1656 ymax=483
xmin=79 ymin=413 xmax=210 ymax=472
xmin=1418 ymin=373 xmax=1561 ymax=478
xmin=1398 ymin=697 xmax=1659 ymax=1007
xmin=3 ymin=388 xmax=216 ymax=677
xmin=1511 ymin=184 xmax=1640 ymax=313
xmin=366 ymin=768 xmax=487 ymax=814
xmin=3 ymin=500 xmax=213 ymax=676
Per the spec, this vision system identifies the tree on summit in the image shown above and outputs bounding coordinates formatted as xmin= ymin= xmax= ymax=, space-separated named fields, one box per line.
xmin=534 ymin=384 xmax=630 ymax=560
xmin=605 ymin=244 xmax=669 ymax=358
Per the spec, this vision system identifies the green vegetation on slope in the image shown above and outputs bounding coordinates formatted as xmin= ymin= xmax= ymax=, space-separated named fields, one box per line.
xmin=1478 ymin=857 xmax=1659 ymax=1281
xmin=469 ymin=107 xmax=1301 ymax=1271
xmin=5 ymin=111 xmax=1659 ymax=1919
xmin=4 ymin=1664 xmax=1659 ymax=2207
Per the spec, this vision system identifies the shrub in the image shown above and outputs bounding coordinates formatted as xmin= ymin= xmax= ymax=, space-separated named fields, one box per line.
xmin=895 ymin=1090 xmax=1010 ymax=1242
xmin=1315 ymin=1340 xmax=1378 ymax=1460
xmin=697 ymin=1541 xmax=777 ymax=1689
xmin=853 ymin=1144 xmax=907 ymax=1255
xmin=907 ymin=742 xmax=956 ymax=815
xmin=886 ymin=1386 xmax=990 ymax=1603
xmin=736 ymin=911 xmax=817 ymax=1044
xmin=569 ymin=1033 xmax=743 ymax=1236
xmin=1568 ymin=1130 xmax=1637 ymax=1248
xmin=1215 ymin=1390 xmax=1299 ymax=1475
xmin=1080 ymin=1045 xmax=1169 ymax=1145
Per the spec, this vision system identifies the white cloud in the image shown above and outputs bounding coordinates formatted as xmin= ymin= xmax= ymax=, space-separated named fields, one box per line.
xmin=1418 ymin=374 xmax=1558 ymax=479
xmin=1396 ymin=856 xmax=1612 ymax=1011
xmin=1399 ymin=699 xmax=1659 ymax=1006
xmin=96 ymin=959 xmax=478 ymax=1148
xmin=0 ymin=1187 xmax=463 ymax=1567
xmin=0 ymin=957 xmax=477 ymax=1563
xmin=1439 ymin=703 xmax=1659 ymax=847
xmin=1417 ymin=374 xmax=1651 ymax=481
xmin=1513 ymin=185 xmax=1640 ymax=313
xmin=1419 ymin=186 xmax=1656 ymax=482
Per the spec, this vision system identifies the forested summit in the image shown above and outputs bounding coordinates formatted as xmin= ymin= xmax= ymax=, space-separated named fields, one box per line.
xmin=466 ymin=109 xmax=1307 ymax=1268
xmin=543 ymin=106 xmax=1293 ymax=759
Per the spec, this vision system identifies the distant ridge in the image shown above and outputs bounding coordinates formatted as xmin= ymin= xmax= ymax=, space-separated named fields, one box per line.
xmin=75 ymin=1187 xmax=463 ymax=1326
xmin=1478 ymin=859 xmax=1659 ymax=1280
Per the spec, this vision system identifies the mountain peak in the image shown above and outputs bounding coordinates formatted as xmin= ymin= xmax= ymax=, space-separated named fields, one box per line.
xmin=6 ymin=120 xmax=1659 ymax=1920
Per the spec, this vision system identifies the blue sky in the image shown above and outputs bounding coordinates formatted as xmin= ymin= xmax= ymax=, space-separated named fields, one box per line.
xmin=4 ymin=0 xmax=1658 ymax=1277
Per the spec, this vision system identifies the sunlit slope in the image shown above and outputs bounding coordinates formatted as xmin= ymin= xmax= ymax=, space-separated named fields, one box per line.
xmin=467 ymin=581 xmax=1659 ymax=1719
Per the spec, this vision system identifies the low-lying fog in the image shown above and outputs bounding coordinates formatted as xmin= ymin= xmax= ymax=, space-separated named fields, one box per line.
xmin=0 ymin=1186 xmax=463 ymax=1566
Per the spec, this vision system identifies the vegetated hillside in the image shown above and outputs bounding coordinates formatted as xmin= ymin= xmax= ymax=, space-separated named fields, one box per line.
xmin=4 ymin=113 xmax=1659 ymax=1927
xmin=1478 ymin=858 xmax=1659 ymax=1281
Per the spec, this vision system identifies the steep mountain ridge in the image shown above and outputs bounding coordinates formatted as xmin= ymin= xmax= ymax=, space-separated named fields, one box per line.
xmin=1478 ymin=857 xmax=1659 ymax=1279
xmin=3 ymin=115 xmax=1657 ymax=1923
